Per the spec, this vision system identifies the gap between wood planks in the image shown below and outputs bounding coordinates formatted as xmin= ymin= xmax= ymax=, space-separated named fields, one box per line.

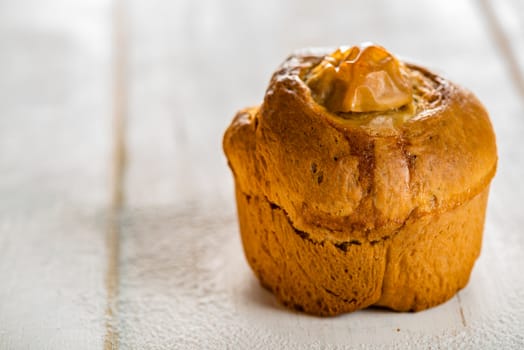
xmin=477 ymin=0 xmax=524 ymax=98
xmin=104 ymin=0 xmax=127 ymax=348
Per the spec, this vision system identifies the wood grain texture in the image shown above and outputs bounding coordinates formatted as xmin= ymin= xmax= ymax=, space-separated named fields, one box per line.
xmin=0 ymin=0 xmax=112 ymax=348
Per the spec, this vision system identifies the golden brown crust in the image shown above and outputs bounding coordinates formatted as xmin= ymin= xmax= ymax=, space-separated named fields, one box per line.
xmin=223 ymin=48 xmax=497 ymax=315
xmin=236 ymin=187 xmax=488 ymax=315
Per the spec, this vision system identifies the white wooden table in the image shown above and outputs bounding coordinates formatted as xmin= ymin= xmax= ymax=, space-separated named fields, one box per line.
xmin=1 ymin=0 xmax=523 ymax=348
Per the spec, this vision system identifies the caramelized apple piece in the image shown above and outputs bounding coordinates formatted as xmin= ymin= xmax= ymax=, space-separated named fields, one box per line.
xmin=305 ymin=44 xmax=413 ymax=113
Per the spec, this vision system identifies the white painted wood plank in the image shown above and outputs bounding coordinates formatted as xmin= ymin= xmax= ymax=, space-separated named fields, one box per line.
xmin=483 ymin=0 xmax=524 ymax=96
xmin=118 ymin=0 xmax=524 ymax=348
xmin=468 ymin=0 xmax=524 ymax=346
xmin=0 ymin=0 xmax=112 ymax=348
